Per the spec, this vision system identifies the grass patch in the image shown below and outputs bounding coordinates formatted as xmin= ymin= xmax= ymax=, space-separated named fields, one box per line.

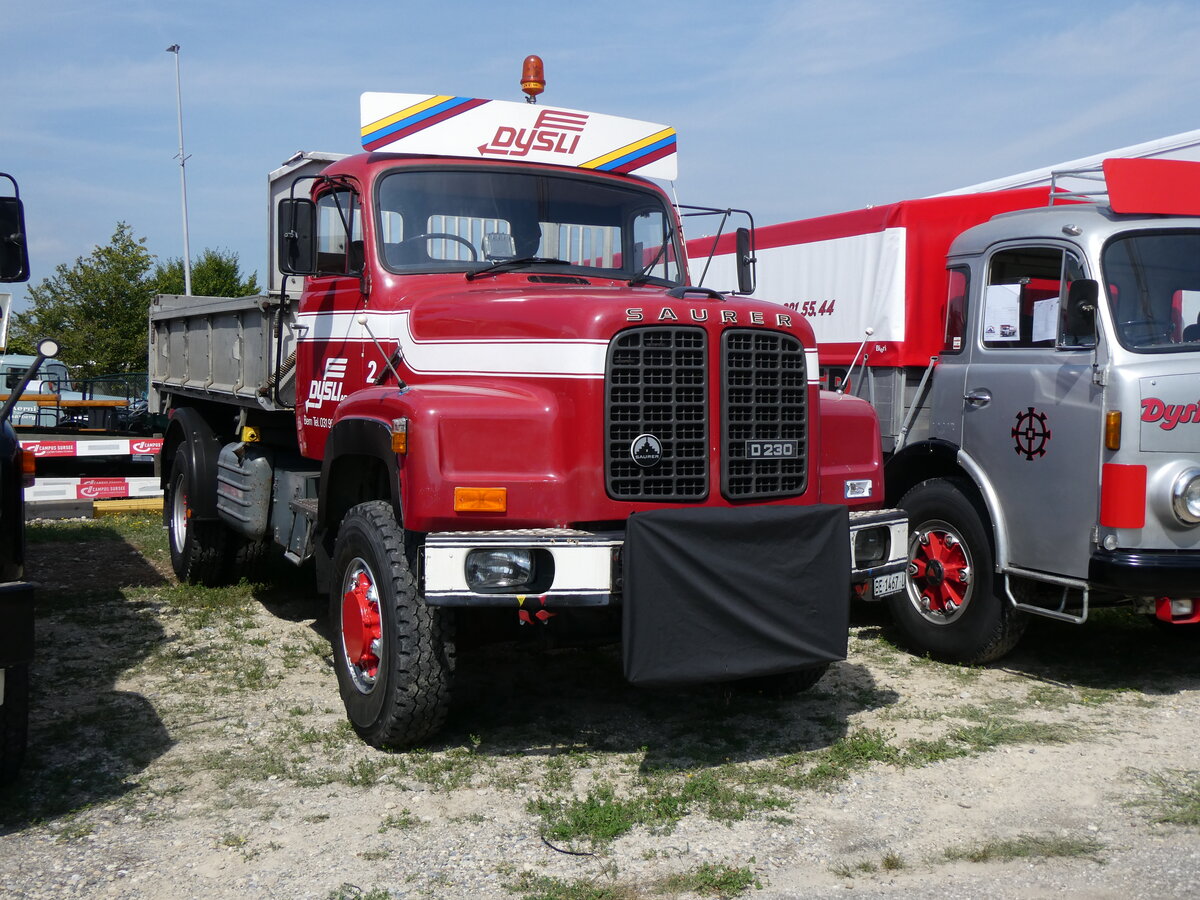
xmin=1134 ymin=770 xmax=1200 ymax=827
xmin=944 ymin=833 xmax=1104 ymax=863
xmin=379 ymin=809 xmax=418 ymax=832
xmin=948 ymin=718 xmax=1074 ymax=752
xmin=506 ymin=862 xmax=760 ymax=899
xmin=530 ymin=770 xmax=789 ymax=848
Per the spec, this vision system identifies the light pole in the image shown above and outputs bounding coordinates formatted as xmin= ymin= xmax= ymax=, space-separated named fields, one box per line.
xmin=166 ymin=43 xmax=192 ymax=296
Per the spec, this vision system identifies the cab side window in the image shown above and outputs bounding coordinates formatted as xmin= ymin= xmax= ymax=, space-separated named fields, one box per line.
xmin=982 ymin=247 xmax=1080 ymax=349
xmin=315 ymin=189 xmax=363 ymax=276
xmin=942 ymin=266 xmax=970 ymax=354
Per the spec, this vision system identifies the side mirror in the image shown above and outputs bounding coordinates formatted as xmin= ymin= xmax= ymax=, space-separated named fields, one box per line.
xmin=277 ymin=198 xmax=316 ymax=275
xmin=735 ymin=227 xmax=756 ymax=294
xmin=1061 ymin=278 xmax=1098 ymax=348
xmin=0 ymin=195 xmax=30 ymax=284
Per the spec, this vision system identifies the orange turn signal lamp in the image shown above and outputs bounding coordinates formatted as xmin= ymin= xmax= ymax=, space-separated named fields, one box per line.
xmin=20 ymin=448 xmax=35 ymax=488
xmin=1105 ymin=410 xmax=1122 ymax=451
xmin=391 ymin=417 xmax=408 ymax=455
xmin=454 ymin=487 xmax=507 ymax=513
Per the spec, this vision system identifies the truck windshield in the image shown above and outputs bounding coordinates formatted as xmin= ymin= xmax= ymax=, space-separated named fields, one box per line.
xmin=1102 ymin=230 xmax=1200 ymax=352
xmin=375 ymin=167 xmax=684 ymax=284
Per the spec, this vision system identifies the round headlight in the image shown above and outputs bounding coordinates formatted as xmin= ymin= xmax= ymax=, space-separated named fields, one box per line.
xmin=1171 ymin=468 xmax=1200 ymax=525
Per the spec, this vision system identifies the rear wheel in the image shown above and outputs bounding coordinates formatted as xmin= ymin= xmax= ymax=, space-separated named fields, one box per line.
xmin=330 ymin=501 xmax=455 ymax=748
xmin=165 ymin=448 xmax=228 ymax=586
xmin=889 ymin=478 xmax=1026 ymax=664
xmin=0 ymin=664 xmax=29 ymax=785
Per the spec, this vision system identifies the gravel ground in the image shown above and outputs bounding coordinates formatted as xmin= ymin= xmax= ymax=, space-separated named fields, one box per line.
xmin=2 ymin=520 xmax=1199 ymax=899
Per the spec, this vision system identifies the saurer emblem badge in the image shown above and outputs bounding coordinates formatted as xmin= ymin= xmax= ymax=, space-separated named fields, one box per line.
xmin=631 ymin=434 xmax=663 ymax=468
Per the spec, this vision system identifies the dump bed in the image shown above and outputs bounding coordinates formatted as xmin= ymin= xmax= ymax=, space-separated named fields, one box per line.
xmin=149 ymin=293 xmax=296 ymax=412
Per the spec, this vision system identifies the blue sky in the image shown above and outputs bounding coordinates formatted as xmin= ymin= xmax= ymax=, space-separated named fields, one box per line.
xmin=4 ymin=0 xmax=1199 ymax=310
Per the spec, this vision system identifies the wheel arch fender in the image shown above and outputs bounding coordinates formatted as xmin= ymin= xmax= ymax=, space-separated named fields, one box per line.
xmin=160 ymin=406 xmax=224 ymax=520
xmin=319 ymin=416 xmax=402 ymax=539
xmin=887 ymin=438 xmax=1010 ymax=568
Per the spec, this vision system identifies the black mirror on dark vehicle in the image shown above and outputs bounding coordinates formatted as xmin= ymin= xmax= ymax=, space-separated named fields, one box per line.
xmin=0 ymin=196 xmax=30 ymax=284
xmin=735 ymin=227 xmax=756 ymax=295
xmin=278 ymin=198 xmax=317 ymax=275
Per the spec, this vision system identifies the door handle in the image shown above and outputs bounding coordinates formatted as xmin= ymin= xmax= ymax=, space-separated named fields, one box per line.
xmin=964 ymin=388 xmax=992 ymax=407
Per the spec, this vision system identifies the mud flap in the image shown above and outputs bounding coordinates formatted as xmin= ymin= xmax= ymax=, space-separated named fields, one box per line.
xmin=622 ymin=505 xmax=849 ymax=686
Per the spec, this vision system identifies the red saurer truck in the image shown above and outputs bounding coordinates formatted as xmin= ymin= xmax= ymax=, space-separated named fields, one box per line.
xmin=149 ymin=70 xmax=906 ymax=748
xmin=691 ymin=158 xmax=1200 ymax=664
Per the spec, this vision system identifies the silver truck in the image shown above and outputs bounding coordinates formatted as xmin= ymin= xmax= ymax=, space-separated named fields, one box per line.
xmin=692 ymin=158 xmax=1200 ymax=663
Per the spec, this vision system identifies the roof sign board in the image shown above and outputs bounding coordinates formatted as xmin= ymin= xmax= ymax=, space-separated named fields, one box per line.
xmin=1103 ymin=158 xmax=1200 ymax=216
xmin=360 ymin=93 xmax=678 ymax=180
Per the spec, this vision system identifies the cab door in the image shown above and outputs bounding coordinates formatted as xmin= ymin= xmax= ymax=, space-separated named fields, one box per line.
xmin=959 ymin=243 xmax=1103 ymax=579
xmin=295 ymin=186 xmax=366 ymax=458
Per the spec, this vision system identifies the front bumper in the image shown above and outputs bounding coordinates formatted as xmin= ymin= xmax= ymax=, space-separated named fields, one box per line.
xmin=421 ymin=506 xmax=908 ymax=606
xmin=1089 ymin=549 xmax=1200 ymax=597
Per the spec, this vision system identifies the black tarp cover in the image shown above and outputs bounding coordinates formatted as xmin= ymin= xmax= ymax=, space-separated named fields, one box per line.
xmin=622 ymin=504 xmax=850 ymax=686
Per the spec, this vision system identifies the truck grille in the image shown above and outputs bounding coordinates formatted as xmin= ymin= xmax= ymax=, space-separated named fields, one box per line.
xmin=605 ymin=326 xmax=808 ymax=503
xmin=605 ymin=327 xmax=708 ymax=500
xmin=721 ymin=329 xmax=808 ymax=500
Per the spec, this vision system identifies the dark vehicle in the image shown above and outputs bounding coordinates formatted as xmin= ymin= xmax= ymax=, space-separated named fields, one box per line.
xmin=0 ymin=172 xmax=59 ymax=783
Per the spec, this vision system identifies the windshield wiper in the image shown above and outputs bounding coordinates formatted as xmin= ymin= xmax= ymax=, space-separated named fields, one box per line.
xmin=465 ymin=257 xmax=571 ymax=281
xmin=626 ymin=228 xmax=675 ymax=287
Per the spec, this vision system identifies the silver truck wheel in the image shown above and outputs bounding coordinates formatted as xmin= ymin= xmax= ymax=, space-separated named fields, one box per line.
xmin=889 ymin=478 xmax=1026 ymax=664
xmin=330 ymin=501 xmax=455 ymax=749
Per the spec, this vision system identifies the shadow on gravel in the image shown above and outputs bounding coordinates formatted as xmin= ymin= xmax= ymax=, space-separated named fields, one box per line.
xmin=442 ymin=633 xmax=898 ymax=772
xmin=0 ymin=531 xmax=173 ymax=834
xmin=852 ymin=598 xmax=1200 ymax=695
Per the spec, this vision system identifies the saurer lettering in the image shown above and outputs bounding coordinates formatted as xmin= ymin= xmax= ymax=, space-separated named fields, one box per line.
xmin=1142 ymin=397 xmax=1200 ymax=431
xmin=625 ymin=307 xmax=793 ymax=327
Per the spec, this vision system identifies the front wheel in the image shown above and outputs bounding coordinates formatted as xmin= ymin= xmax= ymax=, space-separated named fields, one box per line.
xmin=888 ymin=478 xmax=1026 ymax=664
xmin=330 ymin=501 xmax=455 ymax=749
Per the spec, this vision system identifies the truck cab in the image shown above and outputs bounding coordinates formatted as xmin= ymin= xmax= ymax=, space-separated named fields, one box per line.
xmin=929 ymin=179 xmax=1200 ymax=627
xmin=151 ymin=85 xmax=908 ymax=748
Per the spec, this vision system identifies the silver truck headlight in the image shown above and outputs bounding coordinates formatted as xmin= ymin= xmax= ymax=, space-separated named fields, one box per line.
xmin=465 ymin=548 xmax=535 ymax=591
xmin=1171 ymin=468 xmax=1200 ymax=525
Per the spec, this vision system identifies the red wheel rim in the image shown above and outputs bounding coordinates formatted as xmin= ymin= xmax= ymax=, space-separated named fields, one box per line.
xmin=341 ymin=563 xmax=382 ymax=691
xmin=908 ymin=524 xmax=972 ymax=622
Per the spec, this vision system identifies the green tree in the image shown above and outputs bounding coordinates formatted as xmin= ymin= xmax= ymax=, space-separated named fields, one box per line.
xmin=149 ymin=248 xmax=260 ymax=298
xmin=9 ymin=223 xmax=154 ymax=377
xmin=9 ymin=231 xmax=261 ymax=378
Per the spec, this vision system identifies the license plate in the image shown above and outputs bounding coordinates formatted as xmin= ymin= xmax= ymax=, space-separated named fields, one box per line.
xmin=744 ymin=440 xmax=798 ymax=458
xmin=873 ymin=571 xmax=905 ymax=597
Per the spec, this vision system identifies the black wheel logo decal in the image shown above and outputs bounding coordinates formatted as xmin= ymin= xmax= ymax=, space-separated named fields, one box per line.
xmin=1012 ymin=407 xmax=1051 ymax=460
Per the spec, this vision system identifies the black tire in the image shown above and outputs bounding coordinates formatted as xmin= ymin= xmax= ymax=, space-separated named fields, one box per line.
xmin=0 ymin=664 xmax=29 ymax=785
xmin=165 ymin=447 xmax=229 ymax=586
xmin=227 ymin=536 xmax=270 ymax=585
xmin=889 ymin=477 xmax=1026 ymax=664
xmin=330 ymin=501 xmax=455 ymax=749
xmin=736 ymin=664 xmax=829 ymax=697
